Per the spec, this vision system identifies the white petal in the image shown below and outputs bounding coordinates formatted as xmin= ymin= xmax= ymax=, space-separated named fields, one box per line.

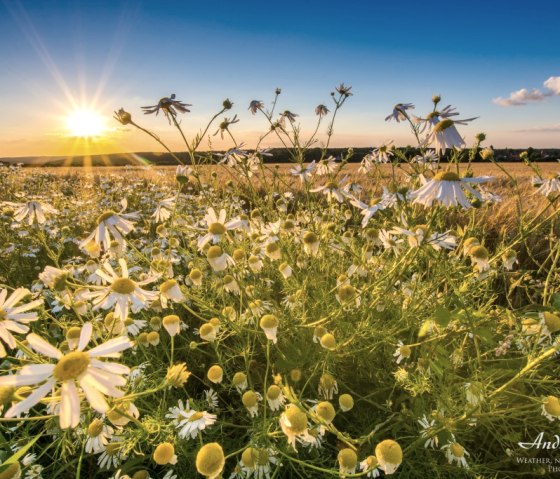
xmin=88 ymin=336 xmax=132 ymax=358
xmin=77 ymin=323 xmax=92 ymax=351
xmin=60 ymin=381 xmax=81 ymax=429
xmin=27 ymin=333 xmax=62 ymax=359
xmin=5 ymin=378 xmax=55 ymax=418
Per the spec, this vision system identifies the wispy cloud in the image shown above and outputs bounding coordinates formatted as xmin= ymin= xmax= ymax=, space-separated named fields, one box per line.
xmin=493 ymin=76 xmax=560 ymax=106
xmin=514 ymin=123 xmax=560 ymax=133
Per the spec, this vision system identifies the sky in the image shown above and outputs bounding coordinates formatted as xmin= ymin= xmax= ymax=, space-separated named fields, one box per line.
xmin=1 ymin=0 xmax=559 ymax=158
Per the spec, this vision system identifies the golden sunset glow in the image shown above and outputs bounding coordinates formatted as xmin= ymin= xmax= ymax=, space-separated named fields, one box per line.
xmin=66 ymin=109 xmax=106 ymax=138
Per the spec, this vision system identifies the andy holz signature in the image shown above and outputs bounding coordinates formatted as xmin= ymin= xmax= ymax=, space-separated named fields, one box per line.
xmin=519 ymin=432 xmax=560 ymax=450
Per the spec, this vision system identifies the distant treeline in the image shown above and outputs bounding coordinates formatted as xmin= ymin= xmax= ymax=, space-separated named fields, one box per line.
xmin=3 ymin=147 xmax=559 ymax=167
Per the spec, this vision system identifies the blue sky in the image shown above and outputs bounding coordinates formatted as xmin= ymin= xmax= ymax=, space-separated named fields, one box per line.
xmin=1 ymin=0 xmax=559 ymax=156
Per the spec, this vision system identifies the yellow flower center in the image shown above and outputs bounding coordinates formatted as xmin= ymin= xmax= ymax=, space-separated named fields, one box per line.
xmin=208 ymin=222 xmax=226 ymax=235
xmin=189 ymin=411 xmax=205 ymax=422
xmin=160 ymin=279 xmax=178 ymax=294
xmin=316 ymin=401 xmax=336 ymax=423
xmin=337 ymin=284 xmax=356 ymax=302
xmin=339 ymin=393 xmax=354 ymax=410
xmin=153 ymin=442 xmax=175 ymax=465
xmin=267 ymin=385 xmax=282 ymax=400
xmin=196 ymin=443 xmax=225 ymax=478
xmin=111 ymin=278 xmax=136 ymax=295
xmin=434 ymin=171 xmax=461 ymax=182
xmin=543 ymin=312 xmax=560 ymax=333
xmin=242 ymin=391 xmax=258 ymax=408
xmin=53 ymin=351 xmax=90 ymax=381
xmin=96 ymin=211 xmax=117 ymax=225
xmin=399 ymin=345 xmax=412 ymax=358
xmin=207 ymin=246 xmax=223 ymax=259
xmin=87 ymin=419 xmax=104 ymax=437
xmin=232 ymin=372 xmax=247 ymax=386
xmin=470 ymin=245 xmax=489 ymax=260
xmin=0 ymin=309 xmax=6 ymax=322
xmin=105 ymin=443 xmax=122 ymax=456
xmin=260 ymin=314 xmax=278 ymax=329
xmin=338 ymin=448 xmax=357 ymax=469
xmin=284 ymin=406 xmax=307 ymax=433
xmin=375 ymin=439 xmax=403 ymax=466
xmin=302 ymin=232 xmax=318 ymax=244
xmin=450 ymin=442 xmax=465 ymax=458
xmin=433 ymin=118 xmax=454 ymax=133
xmin=544 ymin=396 xmax=560 ymax=417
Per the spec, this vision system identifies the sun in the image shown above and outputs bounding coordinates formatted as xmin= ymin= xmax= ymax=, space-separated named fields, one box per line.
xmin=66 ymin=109 xmax=106 ymax=138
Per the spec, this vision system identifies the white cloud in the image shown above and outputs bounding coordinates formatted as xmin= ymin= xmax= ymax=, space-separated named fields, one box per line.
xmin=544 ymin=76 xmax=560 ymax=95
xmin=514 ymin=123 xmax=560 ymax=133
xmin=492 ymin=88 xmax=549 ymax=106
xmin=493 ymin=76 xmax=560 ymax=107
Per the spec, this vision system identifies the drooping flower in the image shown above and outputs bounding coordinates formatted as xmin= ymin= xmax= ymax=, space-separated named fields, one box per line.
xmin=80 ymin=206 xmax=140 ymax=252
xmin=385 ymin=103 xmax=414 ymax=122
xmin=411 ymin=172 xmax=493 ymax=209
xmin=3 ymin=200 xmax=58 ymax=225
xmin=375 ymin=439 xmax=403 ymax=475
xmin=142 ymin=93 xmax=191 ymax=122
xmin=196 ymin=443 xmax=225 ymax=479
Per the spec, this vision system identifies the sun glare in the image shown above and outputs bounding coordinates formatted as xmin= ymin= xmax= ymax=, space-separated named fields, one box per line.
xmin=66 ymin=109 xmax=106 ymax=138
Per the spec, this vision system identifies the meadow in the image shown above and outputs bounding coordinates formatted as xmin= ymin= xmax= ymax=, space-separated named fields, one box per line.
xmin=1 ymin=91 xmax=560 ymax=479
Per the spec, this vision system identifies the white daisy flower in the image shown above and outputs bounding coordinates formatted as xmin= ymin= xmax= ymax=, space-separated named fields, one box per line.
xmin=3 ymin=200 xmax=58 ymax=225
xmin=350 ymin=197 xmax=386 ymax=228
xmin=175 ymin=404 xmax=217 ymax=440
xmin=290 ymin=162 xmax=316 ymax=183
xmin=85 ymin=258 xmax=159 ymax=320
xmin=385 ymin=103 xmax=414 ymax=122
xmin=80 ymin=205 xmax=140 ymax=252
xmin=417 ymin=415 xmax=439 ymax=448
xmin=152 ymin=198 xmax=175 ymax=223
xmin=0 ymin=322 xmax=132 ymax=429
xmin=198 ymin=207 xmax=242 ymax=250
xmin=0 ymin=288 xmax=42 ymax=357
xmin=411 ymin=172 xmax=493 ymax=209
xmin=85 ymin=418 xmax=114 ymax=453
xmin=443 ymin=441 xmax=470 ymax=468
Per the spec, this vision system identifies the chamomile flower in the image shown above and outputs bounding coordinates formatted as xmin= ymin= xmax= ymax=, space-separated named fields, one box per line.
xmin=375 ymin=439 xmax=403 ymax=475
xmin=360 ymin=456 xmax=381 ymax=478
xmin=542 ymin=395 xmax=560 ymax=422
xmin=86 ymin=259 xmax=159 ymax=320
xmin=80 ymin=206 xmax=140 ymax=252
xmin=393 ymin=341 xmax=412 ymax=364
xmin=0 ymin=323 xmax=132 ymax=429
xmin=152 ymin=198 xmax=175 ymax=223
xmin=176 ymin=405 xmax=217 ymax=439
xmin=242 ymin=390 xmax=262 ymax=417
xmin=338 ymin=448 xmax=358 ymax=475
xmin=385 ymin=103 xmax=414 ymax=122
xmin=417 ymin=415 xmax=439 ymax=448
xmin=290 ymin=162 xmax=316 ymax=183
xmin=279 ymin=405 xmax=314 ymax=451
xmin=196 ymin=443 xmax=225 ymax=479
xmin=207 ymin=246 xmax=234 ymax=272
xmin=0 ymin=288 xmax=42 ymax=357
xmin=443 ymin=441 xmax=470 ymax=468
xmin=411 ymin=172 xmax=493 ymax=209
xmin=198 ymin=208 xmax=242 ymax=249
xmin=3 ymin=200 xmax=58 ymax=225
xmin=350 ymin=197 xmax=386 ymax=228
xmin=85 ymin=418 xmax=114 ymax=453
xmin=259 ymin=314 xmax=278 ymax=344
xmin=238 ymin=447 xmax=278 ymax=479
xmin=266 ymin=385 xmax=285 ymax=411
xmin=318 ymin=373 xmax=338 ymax=399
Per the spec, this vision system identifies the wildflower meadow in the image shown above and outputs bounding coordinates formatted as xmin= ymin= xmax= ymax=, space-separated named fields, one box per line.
xmin=2 ymin=87 xmax=560 ymax=479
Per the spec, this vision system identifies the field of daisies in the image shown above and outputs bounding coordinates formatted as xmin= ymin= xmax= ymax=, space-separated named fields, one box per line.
xmin=1 ymin=87 xmax=560 ymax=479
